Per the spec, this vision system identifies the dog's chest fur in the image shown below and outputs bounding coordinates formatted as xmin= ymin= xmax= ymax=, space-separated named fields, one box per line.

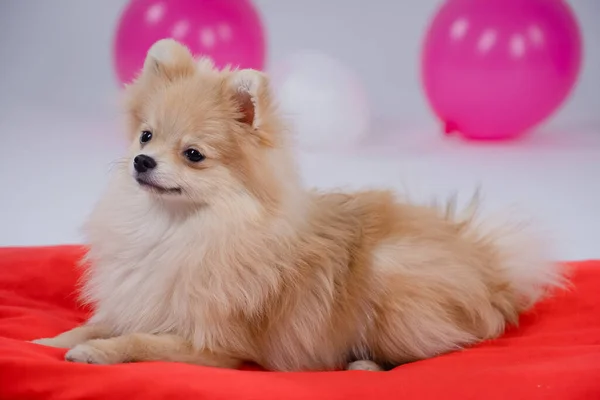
xmin=82 ymin=178 xmax=274 ymax=354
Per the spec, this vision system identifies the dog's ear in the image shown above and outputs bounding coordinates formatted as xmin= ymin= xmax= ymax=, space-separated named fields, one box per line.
xmin=124 ymin=39 xmax=196 ymax=141
xmin=225 ymin=69 xmax=269 ymax=130
xmin=140 ymin=39 xmax=196 ymax=82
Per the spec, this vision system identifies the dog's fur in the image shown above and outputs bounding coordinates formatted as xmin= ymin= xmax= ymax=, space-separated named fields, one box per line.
xmin=33 ymin=39 xmax=565 ymax=371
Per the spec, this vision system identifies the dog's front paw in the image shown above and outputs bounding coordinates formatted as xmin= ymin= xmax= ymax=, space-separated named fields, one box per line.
xmin=31 ymin=338 xmax=72 ymax=349
xmin=65 ymin=343 xmax=114 ymax=364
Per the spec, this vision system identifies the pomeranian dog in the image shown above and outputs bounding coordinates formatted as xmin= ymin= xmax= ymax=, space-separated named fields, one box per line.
xmin=33 ymin=39 xmax=565 ymax=372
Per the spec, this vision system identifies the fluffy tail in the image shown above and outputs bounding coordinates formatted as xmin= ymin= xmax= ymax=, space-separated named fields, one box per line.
xmin=439 ymin=190 xmax=568 ymax=311
xmin=486 ymin=220 xmax=567 ymax=310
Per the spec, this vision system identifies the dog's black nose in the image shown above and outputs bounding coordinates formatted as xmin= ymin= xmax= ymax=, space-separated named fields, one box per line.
xmin=134 ymin=154 xmax=157 ymax=173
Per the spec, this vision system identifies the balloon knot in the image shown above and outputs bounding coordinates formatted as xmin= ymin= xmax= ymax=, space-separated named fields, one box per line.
xmin=443 ymin=121 xmax=458 ymax=135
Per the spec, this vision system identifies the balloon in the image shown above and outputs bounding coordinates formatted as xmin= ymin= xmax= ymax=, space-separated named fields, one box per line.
xmin=113 ymin=0 xmax=265 ymax=85
xmin=271 ymin=51 xmax=370 ymax=150
xmin=421 ymin=0 xmax=582 ymax=140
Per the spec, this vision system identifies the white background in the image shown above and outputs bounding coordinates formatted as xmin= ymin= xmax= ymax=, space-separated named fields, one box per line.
xmin=0 ymin=0 xmax=598 ymax=260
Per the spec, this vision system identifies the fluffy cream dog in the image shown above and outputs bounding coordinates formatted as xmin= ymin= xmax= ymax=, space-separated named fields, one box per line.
xmin=33 ymin=39 xmax=564 ymax=372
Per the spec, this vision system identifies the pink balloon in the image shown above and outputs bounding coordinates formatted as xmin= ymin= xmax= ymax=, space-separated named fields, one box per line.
xmin=113 ymin=0 xmax=266 ymax=85
xmin=422 ymin=0 xmax=582 ymax=140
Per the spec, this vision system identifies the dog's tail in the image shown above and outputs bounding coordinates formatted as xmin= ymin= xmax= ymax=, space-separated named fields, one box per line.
xmin=489 ymin=223 xmax=567 ymax=311
xmin=439 ymin=190 xmax=568 ymax=311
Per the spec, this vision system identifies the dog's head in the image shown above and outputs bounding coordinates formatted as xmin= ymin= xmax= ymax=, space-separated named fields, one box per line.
xmin=123 ymin=39 xmax=291 ymax=213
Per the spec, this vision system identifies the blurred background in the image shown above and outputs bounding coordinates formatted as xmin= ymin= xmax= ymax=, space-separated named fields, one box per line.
xmin=0 ymin=0 xmax=598 ymax=259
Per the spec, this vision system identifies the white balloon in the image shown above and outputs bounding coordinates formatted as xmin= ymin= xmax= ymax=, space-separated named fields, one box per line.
xmin=270 ymin=51 xmax=370 ymax=150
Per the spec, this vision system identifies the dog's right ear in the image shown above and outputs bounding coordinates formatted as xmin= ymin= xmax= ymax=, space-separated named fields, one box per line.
xmin=124 ymin=39 xmax=195 ymax=141
xmin=138 ymin=39 xmax=196 ymax=83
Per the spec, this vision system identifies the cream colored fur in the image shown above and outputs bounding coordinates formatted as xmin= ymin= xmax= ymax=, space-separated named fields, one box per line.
xmin=32 ymin=39 xmax=565 ymax=371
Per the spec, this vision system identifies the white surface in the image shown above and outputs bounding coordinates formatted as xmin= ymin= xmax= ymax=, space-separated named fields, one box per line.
xmin=0 ymin=1 xmax=599 ymax=260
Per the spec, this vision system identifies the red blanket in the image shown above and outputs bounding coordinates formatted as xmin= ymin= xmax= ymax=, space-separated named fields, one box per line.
xmin=0 ymin=246 xmax=599 ymax=400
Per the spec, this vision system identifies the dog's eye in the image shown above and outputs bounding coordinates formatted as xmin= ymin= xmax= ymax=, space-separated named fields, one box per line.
xmin=140 ymin=130 xmax=153 ymax=144
xmin=184 ymin=148 xmax=205 ymax=163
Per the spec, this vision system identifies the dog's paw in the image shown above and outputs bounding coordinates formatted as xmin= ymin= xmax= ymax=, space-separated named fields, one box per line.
xmin=31 ymin=338 xmax=71 ymax=349
xmin=65 ymin=343 xmax=113 ymax=364
xmin=346 ymin=360 xmax=384 ymax=371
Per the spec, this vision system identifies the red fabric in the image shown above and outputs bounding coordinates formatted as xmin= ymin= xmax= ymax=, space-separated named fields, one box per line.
xmin=0 ymin=246 xmax=599 ymax=400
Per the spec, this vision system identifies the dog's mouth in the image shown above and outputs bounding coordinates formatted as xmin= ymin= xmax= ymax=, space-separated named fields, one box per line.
xmin=136 ymin=178 xmax=182 ymax=194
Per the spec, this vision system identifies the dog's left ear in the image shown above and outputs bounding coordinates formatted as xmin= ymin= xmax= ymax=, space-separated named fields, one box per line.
xmin=141 ymin=39 xmax=196 ymax=82
xmin=226 ymin=69 xmax=269 ymax=130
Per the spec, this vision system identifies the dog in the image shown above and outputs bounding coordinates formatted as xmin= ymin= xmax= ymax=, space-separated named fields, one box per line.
xmin=32 ymin=39 xmax=565 ymax=372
